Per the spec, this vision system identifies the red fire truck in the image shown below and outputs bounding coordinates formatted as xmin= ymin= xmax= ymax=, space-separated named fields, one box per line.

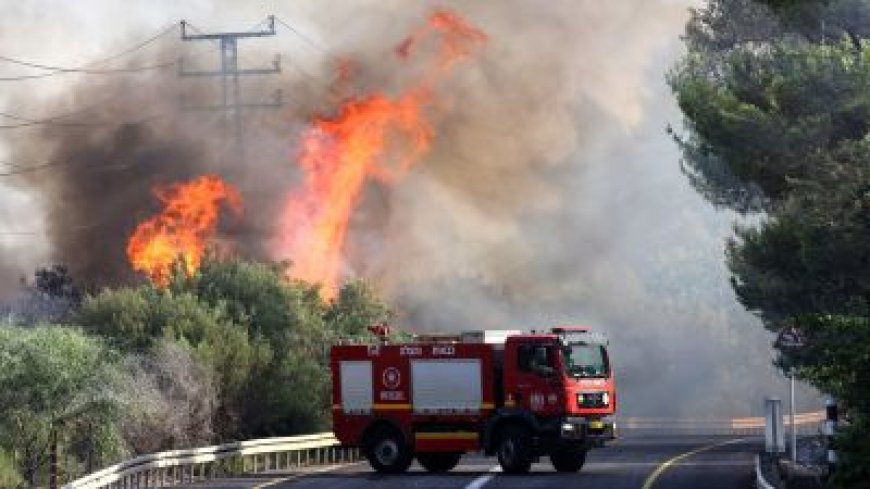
xmin=330 ymin=327 xmax=616 ymax=474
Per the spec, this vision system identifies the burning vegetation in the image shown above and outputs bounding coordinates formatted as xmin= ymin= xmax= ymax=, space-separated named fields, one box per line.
xmin=126 ymin=176 xmax=242 ymax=287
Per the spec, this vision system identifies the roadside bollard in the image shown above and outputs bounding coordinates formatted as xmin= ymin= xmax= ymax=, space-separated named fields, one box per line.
xmin=824 ymin=398 xmax=838 ymax=475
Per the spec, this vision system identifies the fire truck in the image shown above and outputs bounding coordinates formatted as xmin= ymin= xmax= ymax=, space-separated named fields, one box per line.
xmin=330 ymin=326 xmax=616 ymax=474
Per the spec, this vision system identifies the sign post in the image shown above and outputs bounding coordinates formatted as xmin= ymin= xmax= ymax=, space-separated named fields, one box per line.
xmin=774 ymin=327 xmax=805 ymax=463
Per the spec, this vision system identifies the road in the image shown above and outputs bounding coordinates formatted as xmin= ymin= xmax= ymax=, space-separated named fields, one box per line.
xmin=185 ymin=435 xmax=759 ymax=489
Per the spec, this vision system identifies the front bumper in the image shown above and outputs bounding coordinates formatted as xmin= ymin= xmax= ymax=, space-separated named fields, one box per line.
xmin=559 ymin=417 xmax=616 ymax=446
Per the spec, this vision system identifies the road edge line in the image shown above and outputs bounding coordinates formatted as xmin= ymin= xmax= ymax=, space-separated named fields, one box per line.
xmin=640 ymin=437 xmax=749 ymax=489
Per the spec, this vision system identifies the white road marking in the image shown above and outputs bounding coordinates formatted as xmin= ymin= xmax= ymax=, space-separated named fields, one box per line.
xmin=250 ymin=462 xmax=364 ymax=488
xmin=464 ymin=466 xmax=501 ymax=489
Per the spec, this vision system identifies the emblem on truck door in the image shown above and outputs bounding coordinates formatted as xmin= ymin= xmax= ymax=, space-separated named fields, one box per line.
xmin=382 ymin=367 xmax=401 ymax=389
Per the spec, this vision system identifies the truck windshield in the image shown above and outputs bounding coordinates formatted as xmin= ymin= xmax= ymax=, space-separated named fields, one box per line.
xmin=562 ymin=344 xmax=608 ymax=378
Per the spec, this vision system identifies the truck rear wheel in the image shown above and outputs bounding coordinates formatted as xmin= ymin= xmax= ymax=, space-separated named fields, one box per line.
xmin=496 ymin=424 xmax=533 ymax=474
xmin=363 ymin=426 xmax=413 ymax=474
xmin=416 ymin=452 xmax=462 ymax=473
xmin=549 ymin=445 xmax=587 ymax=472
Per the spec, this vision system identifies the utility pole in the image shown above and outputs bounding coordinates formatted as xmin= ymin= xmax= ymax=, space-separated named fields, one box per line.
xmin=179 ymin=16 xmax=283 ymax=167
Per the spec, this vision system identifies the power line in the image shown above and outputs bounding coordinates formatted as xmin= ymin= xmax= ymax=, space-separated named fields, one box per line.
xmin=0 ymin=112 xmax=102 ymax=129
xmin=274 ymin=16 xmax=328 ymax=53
xmin=0 ymin=42 xmax=221 ymax=129
xmin=85 ymin=23 xmax=179 ymax=67
xmin=0 ymin=57 xmax=175 ymax=79
xmin=0 ymin=23 xmax=179 ymax=81
xmin=0 ymin=223 xmax=101 ymax=237
xmin=0 ymin=155 xmax=152 ymax=177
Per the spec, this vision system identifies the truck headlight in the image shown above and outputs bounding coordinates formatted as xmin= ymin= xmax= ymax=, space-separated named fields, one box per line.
xmin=578 ymin=391 xmax=610 ymax=408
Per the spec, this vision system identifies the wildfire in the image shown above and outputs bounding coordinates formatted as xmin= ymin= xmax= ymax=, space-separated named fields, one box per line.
xmin=275 ymin=10 xmax=487 ymax=298
xmin=127 ymin=175 xmax=242 ymax=287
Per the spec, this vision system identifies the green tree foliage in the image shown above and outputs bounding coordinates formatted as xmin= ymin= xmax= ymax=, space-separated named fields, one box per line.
xmin=77 ymin=258 xmax=393 ymax=439
xmin=325 ymin=280 xmax=394 ymax=337
xmin=673 ymin=0 xmax=870 ymax=483
xmin=0 ymin=326 xmax=125 ymax=487
xmin=177 ymin=259 xmax=393 ymax=436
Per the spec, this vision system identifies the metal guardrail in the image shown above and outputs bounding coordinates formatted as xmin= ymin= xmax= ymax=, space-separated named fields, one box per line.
xmin=63 ymin=433 xmax=360 ymax=489
xmin=618 ymin=411 xmax=825 ymax=436
xmin=756 ymin=454 xmax=776 ymax=489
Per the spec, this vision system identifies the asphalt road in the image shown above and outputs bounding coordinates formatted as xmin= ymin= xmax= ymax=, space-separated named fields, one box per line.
xmin=186 ymin=435 xmax=758 ymax=489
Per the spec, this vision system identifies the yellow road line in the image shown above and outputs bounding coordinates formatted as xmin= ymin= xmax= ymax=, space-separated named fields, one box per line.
xmin=640 ymin=438 xmax=748 ymax=489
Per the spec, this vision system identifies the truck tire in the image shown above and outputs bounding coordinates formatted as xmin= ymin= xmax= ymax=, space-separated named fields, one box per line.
xmin=549 ymin=445 xmax=587 ymax=472
xmin=496 ymin=424 xmax=534 ymax=474
xmin=363 ymin=425 xmax=413 ymax=474
xmin=416 ymin=452 xmax=462 ymax=473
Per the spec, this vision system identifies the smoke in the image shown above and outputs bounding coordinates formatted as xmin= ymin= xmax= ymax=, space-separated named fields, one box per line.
xmin=0 ymin=0 xmax=818 ymax=416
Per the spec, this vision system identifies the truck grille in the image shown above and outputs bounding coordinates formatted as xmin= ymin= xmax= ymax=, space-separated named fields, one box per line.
xmin=578 ymin=392 xmax=607 ymax=408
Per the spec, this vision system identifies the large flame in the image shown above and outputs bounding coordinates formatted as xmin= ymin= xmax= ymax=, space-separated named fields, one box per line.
xmin=127 ymin=175 xmax=242 ymax=287
xmin=276 ymin=9 xmax=487 ymax=298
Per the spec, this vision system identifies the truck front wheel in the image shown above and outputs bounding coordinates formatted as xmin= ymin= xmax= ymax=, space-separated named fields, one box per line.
xmin=416 ymin=452 xmax=462 ymax=473
xmin=549 ymin=445 xmax=587 ymax=472
xmin=363 ymin=426 xmax=413 ymax=474
xmin=496 ymin=424 xmax=533 ymax=474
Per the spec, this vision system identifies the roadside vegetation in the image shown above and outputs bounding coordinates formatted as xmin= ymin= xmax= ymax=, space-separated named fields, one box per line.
xmin=0 ymin=258 xmax=392 ymax=488
xmin=671 ymin=0 xmax=870 ymax=485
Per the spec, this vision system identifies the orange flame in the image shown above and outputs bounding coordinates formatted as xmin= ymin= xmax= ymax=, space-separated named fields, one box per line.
xmin=275 ymin=10 xmax=486 ymax=298
xmin=127 ymin=175 xmax=242 ymax=287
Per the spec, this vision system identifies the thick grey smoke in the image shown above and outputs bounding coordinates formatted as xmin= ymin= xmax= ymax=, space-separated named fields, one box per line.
xmin=0 ymin=0 xmax=818 ymax=416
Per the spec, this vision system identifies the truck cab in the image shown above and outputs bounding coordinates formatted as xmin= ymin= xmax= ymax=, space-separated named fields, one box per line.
xmin=489 ymin=327 xmax=615 ymax=471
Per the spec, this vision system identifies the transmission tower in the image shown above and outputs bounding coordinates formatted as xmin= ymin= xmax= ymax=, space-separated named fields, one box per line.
xmin=179 ymin=16 xmax=283 ymax=167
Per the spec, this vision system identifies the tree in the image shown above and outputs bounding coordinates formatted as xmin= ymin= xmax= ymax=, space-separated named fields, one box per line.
xmin=1 ymin=266 xmax=84 ymax=326
xmin=0 ymin=326 xmax=124 ymax=488
xmin=325 ymin=280 xmax=393 ymax=337
xmin=175 ymin=258 xmax=326 ymax=342
xmin=672 ymin=0 xmax=870 ymax=484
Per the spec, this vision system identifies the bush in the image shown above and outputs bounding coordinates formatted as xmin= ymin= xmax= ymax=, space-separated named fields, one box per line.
xmin=119 ymin=340 xmax=217 ymax=453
